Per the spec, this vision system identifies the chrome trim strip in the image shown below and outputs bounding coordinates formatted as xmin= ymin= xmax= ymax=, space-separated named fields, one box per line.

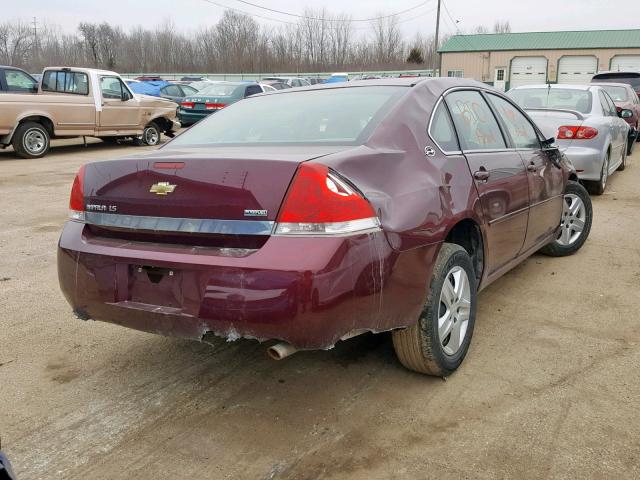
xmin=83 ymin=212 xmax=274 ymax=235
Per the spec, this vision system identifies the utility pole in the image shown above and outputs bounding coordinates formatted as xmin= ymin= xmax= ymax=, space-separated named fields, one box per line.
xmin=433 ymin=0 xmax=441 ymax=76
xmin=32 ymin=17 xmax=39 ymax=60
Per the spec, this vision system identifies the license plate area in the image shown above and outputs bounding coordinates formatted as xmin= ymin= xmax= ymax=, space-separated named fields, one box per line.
xmin=130 ymin=265 xmax=183 ymax=308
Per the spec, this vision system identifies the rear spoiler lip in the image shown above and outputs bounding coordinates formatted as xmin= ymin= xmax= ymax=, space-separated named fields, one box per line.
xmin=523 ymin=107 xmax=586 ymax=121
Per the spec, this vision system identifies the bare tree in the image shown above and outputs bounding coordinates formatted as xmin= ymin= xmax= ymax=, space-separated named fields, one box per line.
xmin=0 ymin=21 xmax=34 ymax=68
xmin=370 ymin=14 xmax=404 ymax=68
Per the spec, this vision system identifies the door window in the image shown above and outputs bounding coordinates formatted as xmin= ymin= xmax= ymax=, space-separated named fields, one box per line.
xmin=429 ymin=102 xmax=460 ymax=152
xmin=162 ymin=85 xmax=182 ymax=96
xmin=487 ymin=94 xmax=540 ymax=149
xmin=4 ymin=70 xmax=37 ymax=92
xmin=181 ymin=85 xmax=197 ymax=95
xmin=445 ymin=90 xmax=506 ymax=150
xmin=245 ymin=85 xmax=262 ymax=97
xmin=100 ymin=76 xmax=125 ymax=99
xmin=603 ymin=92 xmax=618 ymax=116
xmin=42 ymin=71 xmax=89 ymax=95
xmin=598 ymin=91 xmax=614 ymax=116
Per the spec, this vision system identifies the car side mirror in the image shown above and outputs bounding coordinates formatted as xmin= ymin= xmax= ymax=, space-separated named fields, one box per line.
xmin=121 ymin=90 xmax=132 ymax=101
xmin=619 ymin=109 xmax=633 ymax=119
xmin=541 ymin=137 xmax=562 ymax=168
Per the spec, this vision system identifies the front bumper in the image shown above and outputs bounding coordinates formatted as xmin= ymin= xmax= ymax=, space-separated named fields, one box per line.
xmin=561 ymin=146 xmax=604 ymax=181
xmin=58 ymin=221 xmax=437 ymax=349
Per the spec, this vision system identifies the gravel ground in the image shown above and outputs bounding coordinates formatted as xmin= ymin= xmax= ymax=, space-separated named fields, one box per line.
xmin=0 ymin=137 xmax=639 ymax=479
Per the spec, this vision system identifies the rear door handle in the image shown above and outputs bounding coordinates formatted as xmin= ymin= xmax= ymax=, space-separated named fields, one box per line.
xmin=473 ymin=169 xmax=490 ymax=181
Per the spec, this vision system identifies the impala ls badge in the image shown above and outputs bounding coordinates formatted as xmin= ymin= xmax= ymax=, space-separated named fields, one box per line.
xmin=244 ymin=209 xmax=268 ymax=217
xmin=150 ymin=182 xmax=177 ymax=195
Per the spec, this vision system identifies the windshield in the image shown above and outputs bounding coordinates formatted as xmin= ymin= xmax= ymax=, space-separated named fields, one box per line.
xmin=508 ymin=88 xmax=593 ymax=114
xmin=168 ymin=86 xmax=407 ymax=147
xmin=198 ymin=83 xmax=243 ymax=97
xmin=599 ymin=85 xmax=628 ymax=102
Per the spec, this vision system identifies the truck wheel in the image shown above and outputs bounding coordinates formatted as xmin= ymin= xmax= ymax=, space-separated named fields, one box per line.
xmin=539 ymin=181 xmax=592 ymax=257
xmin=392 ymin=243 xmax=477 ymax=377
xmin=12 ymin=122 xmax=50 ymax=159
xmin=586 ymin=151 xmax=609 ymax=196
xmin=135 ymin=122 xmax=160 ymax=146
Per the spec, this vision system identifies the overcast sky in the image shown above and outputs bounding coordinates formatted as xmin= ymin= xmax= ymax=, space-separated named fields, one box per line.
xmin=10 ymin=0 xmax=640 ymax=38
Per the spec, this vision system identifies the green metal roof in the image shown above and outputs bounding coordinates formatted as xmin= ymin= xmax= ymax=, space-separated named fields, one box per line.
xmin=439 ymin=29 xmax=640 ymax=53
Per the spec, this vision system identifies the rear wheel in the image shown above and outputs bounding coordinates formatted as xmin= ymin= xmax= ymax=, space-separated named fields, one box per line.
xmin=392 ymin=243 xmax=477 ymax=376
xmin=134 ymin=122 xmax=161 ymax=146
xmin=586 ymin=152 xmax=609 ymax=195
xmin=539 ymin=181 xmax=592 ymax=257
xmin=12 ymin=121 xmax=50 ymax=159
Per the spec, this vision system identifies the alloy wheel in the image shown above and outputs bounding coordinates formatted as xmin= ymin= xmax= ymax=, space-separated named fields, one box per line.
xmin=438 ymin=266 xmax=471 ymax=356
xmin=558 ymin=193 xmax=586 ymax=246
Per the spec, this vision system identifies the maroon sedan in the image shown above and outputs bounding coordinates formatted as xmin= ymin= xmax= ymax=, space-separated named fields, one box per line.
xmin=591 ymin=82 xmax=640 ymax=154
xmin=58 ymin=78 xmax=592 ymax=376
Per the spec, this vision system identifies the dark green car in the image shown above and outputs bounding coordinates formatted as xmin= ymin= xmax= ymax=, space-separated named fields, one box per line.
xmin=178 ymin=82 xmax=271 ymax=126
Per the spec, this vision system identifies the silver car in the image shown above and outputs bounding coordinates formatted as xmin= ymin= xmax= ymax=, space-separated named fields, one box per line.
xmin=508 ymin=84 xmax=630 ymax=195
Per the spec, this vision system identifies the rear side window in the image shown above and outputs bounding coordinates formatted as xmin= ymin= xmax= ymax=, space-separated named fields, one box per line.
xmin=429 ymin=102 xmax=460 ymax=152
xmin=445 ymin=90 xmax=506 ymax=150
xmin=42 ymin=71 xmax=89 ymax=95
xmin=4 ymin=70 xmax=37 ymax=92
xmin=487 ymin=94 xmax=540 ymax=149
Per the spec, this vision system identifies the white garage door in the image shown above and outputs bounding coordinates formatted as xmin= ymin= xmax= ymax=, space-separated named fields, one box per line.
xmin=557 ymin=56 xmax=598 ymax=84
xmin=611 ymin=55 xmax=640 ymax=72
xmin=510 ymin=57 xmax=548 ymax=88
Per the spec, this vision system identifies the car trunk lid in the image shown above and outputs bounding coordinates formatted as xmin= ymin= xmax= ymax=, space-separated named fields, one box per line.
xmin=81 ymin=146 xmax=348 ymax=248
xmin=524 ymin=108 xmax=587 ymax=151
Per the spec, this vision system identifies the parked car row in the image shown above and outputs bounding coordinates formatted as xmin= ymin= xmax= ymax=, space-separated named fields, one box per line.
xmin=57 ymin=76 xmax=594 ymax=378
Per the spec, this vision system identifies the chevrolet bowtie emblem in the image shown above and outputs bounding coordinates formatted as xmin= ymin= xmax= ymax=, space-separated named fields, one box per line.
xmin=150 ymin=182 xmax=177 ymax=195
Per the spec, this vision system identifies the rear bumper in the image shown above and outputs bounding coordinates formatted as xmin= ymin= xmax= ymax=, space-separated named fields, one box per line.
xmin=177 ymin=109 xmax=212 ymax=125
xmin=562 ymin=146 xmax=604 ymax=181
xmin=57 ymin=221 xmax=437 ymax=349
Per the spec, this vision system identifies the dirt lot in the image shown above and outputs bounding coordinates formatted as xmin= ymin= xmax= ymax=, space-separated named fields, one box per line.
xmin=1 ymin=137 xmax=639 ymax=479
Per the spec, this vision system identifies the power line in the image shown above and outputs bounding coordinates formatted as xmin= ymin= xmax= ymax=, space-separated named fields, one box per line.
xmin=230 ymin=0 xmax=433 ymax=23
xmin=202 ymin=0 xmax=437 ymax=31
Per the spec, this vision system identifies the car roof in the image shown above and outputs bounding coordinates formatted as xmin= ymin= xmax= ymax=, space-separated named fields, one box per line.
xmin=511 ymin=84 xmax=593 ymax=91
xmin=593 ymin=71 xmax=640 ymax=76
xmin=591 ymin=82 xmax=634 ymax=89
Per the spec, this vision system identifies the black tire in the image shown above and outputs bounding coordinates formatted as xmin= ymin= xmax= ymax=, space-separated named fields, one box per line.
xmin=627 ymin=132 xmax=636 ymax=156
xmin=392 ymin=243 xmax=477 ymax=377
xmin=11 ymin=121 xmax=50 ymax=159
xmin=586 ymin=151 xmax=609 ymax=195
xmin=134 ymin=122 xmax=161 ymax=146
xmin=539 ymin=181 xmax=592 ymax=257
xmin=619 ymin=140 xmax=628 ymax=171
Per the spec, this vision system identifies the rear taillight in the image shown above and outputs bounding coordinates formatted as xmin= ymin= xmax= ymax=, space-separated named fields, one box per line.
xmin=205 ymin=103 xmax=226 ymax=110
xmin=180 ymin=101 xmax=194 ymax=109
xmin=557 ymin=126 xmax=598 ymax=140
xmin=275 ymin=163 xmax=380 ymax=235
xmin=69 ymin=165 xmax=86 ymax=221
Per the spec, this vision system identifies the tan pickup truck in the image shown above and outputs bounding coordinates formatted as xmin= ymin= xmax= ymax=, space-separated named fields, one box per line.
xmin=0 ymin=67 xmax=179 ymax=158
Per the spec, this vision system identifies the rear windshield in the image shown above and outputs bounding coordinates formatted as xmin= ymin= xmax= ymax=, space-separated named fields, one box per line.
xmin=198 ymin=83 xmax=243 ymax=97
xmin=599 ymin=85 xmax=628 ymax=102
xmin=168 ymin=86 xmax=407 ymax=146
xmin=593 ymin=73 xmax=640 ymax=89
xmin=508 ymin=88 xmax=593 ymax=114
